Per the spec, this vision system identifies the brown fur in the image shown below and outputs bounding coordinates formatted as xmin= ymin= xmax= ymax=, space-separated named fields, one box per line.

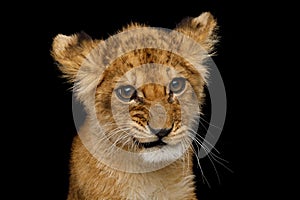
xmin=52 ymin=12 xmax=217 ymax=200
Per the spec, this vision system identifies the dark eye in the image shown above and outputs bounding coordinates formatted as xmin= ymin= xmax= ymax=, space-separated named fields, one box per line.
xmin=115 ymin=85 xmax=136 ymax=102
xmin=169 ymin=77 xmax=186 ymax=94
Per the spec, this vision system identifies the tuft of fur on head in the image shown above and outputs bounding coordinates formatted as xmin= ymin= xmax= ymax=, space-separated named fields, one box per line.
xmin=51 ymin=12 xmax=217 ymax=83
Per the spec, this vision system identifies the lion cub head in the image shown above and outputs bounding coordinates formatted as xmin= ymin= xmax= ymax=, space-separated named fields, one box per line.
xmin=52 ymin=12 xmax=217 ymax=165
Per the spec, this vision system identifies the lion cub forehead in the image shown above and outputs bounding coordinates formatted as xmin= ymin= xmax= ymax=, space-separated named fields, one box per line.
xmin=117 ymin=64 xmax=181 ymax=88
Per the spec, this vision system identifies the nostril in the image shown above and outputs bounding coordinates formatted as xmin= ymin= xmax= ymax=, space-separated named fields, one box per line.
xmin=148 ymin=125 xmax=172 ymax=138
xmin=156 ymin=128 xmax=172 ymax=138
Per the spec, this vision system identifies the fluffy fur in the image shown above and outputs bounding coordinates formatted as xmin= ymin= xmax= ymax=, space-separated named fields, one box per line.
xmin=52 ymin=12 xmax=217 ymax=200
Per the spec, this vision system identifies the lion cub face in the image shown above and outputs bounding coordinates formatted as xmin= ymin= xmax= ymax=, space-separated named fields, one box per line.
xmin=95 ymin=60 xmax=203 ymax=162
xmin=52 ymin=12 xmax=217 ymax=164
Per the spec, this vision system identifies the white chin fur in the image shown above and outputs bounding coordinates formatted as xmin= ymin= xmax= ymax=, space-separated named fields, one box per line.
xmin=141 ymin=143 xmax=187 ymax=163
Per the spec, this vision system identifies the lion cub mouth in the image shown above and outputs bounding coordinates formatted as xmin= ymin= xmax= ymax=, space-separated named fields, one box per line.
xmin=137 ymin=126 xmax=173 ymax=148
xmin=139 ymin=139 xmax=167 ymax=148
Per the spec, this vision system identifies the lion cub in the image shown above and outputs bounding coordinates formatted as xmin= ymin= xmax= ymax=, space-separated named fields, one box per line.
xmin=52 ymin=12 xmax=217 ymax=200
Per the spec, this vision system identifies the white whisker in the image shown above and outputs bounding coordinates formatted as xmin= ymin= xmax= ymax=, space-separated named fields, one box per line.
xmin=199 ymin=115 xmax=221 ymax=130
xmin=186 ymin=128 xmax=232 ymax=186
xmin=187 ymin=127 xmax=220 ymax=154
xmin=186 ymin=137 xmax=211 ymax=187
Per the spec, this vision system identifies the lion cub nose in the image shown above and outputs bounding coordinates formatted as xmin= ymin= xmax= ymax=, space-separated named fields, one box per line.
xmin=149 ymin=126 xmax=172 ymax=138
xmin=148 ymin=103 xmax=172 ymax=138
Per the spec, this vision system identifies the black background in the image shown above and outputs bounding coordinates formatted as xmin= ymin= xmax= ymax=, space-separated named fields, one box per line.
xmin=4 ymin=1 xmax=270 ymax=199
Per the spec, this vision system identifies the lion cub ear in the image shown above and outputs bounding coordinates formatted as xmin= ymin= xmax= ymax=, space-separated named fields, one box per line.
xmin=176 ymin=12 xmax=218 ymax=52
xmin=51 ymin=32 xmax=96 ymax=82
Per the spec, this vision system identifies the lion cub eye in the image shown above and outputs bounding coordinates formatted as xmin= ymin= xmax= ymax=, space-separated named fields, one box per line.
xmin=169 ymin=77 xmax=186 ymax=94
xmin=115 ymin=85 xmax=136 ymax=102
